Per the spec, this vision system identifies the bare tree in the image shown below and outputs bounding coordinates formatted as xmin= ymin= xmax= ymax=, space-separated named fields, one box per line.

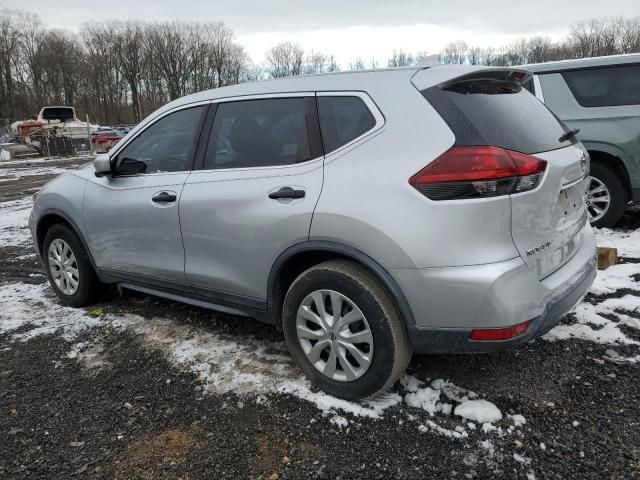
xmin=0 ymin=8 xmax=638 ymax=127
xmin=106 ymin=21 xmax=145 ymax=122
xmin=349 ymin=57 xmax=365 ymax=71
xmin=305 ymin=50 xmax=327 ymax=74
xmin=387 ymin=49 xmax=414 ymax=67
xmin=326 ymin=55 xmax=339 ymax=72
xmin=145 ymin=22 xmax=194 ymax=100
xmin=441 ymin=41 xmax=468 ymax=64
xmin=0 ymin=9 xmax=20 ymax=119
xmin=265 ymin=42 xmax=304 ymax=78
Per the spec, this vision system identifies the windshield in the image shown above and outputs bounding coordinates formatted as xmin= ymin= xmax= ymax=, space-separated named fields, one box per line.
xmin=41 ymin=108 xmax=75 ymax=122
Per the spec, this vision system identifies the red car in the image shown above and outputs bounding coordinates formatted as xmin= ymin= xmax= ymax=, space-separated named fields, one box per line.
xmin=91 ymin=129 xmax=124 ymax=153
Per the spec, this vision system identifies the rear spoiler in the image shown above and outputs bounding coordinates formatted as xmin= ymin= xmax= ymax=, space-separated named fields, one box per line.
xmin=438 ymin=68 xmax=533 ymax=89
xmin=411 ymin=65 xmax=535 ymax=92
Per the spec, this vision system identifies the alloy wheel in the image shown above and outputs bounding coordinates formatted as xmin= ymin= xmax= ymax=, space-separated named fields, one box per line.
xmin=295 ymin=289 xmax=374 ymax=382
xmin=585 ymin=176 xmax=611 ymax=224
xmin=48 ymin=238 xmax=80 ymax=295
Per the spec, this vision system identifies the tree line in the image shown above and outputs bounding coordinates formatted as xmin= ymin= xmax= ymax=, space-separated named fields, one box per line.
xmin=438 ymin=17 xmax=640 ymax=66
xmin=0 ymin=10 xmax=255 ymax=125
xmin=0 ymin=10 xmax=638 ymax=126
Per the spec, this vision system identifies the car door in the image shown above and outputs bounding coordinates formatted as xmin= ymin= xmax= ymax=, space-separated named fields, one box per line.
xmin=180 ymin=94 xmax=324 ymax=304
xmin=83 ymin=103 xmax=209 ymax=283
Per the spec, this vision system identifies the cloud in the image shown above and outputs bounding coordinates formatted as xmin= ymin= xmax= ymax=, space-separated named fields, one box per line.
xmin=6 ymin=0 xmax=637 ymax=34
xmin=2 ymin=0 xmax=637 ymax=64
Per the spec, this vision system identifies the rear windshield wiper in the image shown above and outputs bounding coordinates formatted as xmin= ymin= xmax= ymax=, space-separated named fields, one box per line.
xmin=558 ymin=128 xmax=580 ymax=143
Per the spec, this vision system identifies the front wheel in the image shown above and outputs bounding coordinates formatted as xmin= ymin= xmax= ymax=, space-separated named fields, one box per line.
xmin=282 ymin=260 xmax=412 ymax=400
xmin=43 ymin=224 xmax=102 ymax=307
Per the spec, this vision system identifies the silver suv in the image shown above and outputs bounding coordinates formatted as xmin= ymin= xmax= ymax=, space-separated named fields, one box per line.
xmin=525 ymin=54 xmax=640 ymax=227
xmin=29 ymin=66 xmax=597 ymax=400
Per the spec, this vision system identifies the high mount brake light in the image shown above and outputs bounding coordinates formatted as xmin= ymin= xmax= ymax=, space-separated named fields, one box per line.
xmin=409 ymin=146 xmax=547 ymax=201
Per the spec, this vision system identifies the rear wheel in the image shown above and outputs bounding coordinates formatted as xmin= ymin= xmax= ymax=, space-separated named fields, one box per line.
xmin=43 ymin=224 xmax=102 ymax=307
xmin=282 ymin=260 xmax=412 ymax=400
xmin=587 ymin=162 xmax=627 ymax=228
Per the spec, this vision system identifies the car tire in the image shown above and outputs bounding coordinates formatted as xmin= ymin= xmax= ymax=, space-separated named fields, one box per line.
xmin=588 ymin=162 xmax=627 ymax=229
xmin=282 ymin=260 xmax=412 ymax=400
xmin=43 ymin=224 xmax=102 ymax=307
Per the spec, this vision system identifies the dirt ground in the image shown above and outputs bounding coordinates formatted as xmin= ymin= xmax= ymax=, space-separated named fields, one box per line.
xmin=1 ymin=158 xmax=639 ymax=479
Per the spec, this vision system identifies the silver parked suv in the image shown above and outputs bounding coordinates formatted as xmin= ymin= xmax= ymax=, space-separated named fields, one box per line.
xmin=30 ymin=66 xmax=597 ymax=399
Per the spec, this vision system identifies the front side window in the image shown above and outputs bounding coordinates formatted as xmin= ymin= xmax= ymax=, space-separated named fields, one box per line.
xmin=204 ymin=98 xmax=312 ymax=170
xmin=317 ymin=96 xmax=376 ymax=153
xmin=562 ymin=65 xmax=640 ymax=107
xmin=116 ymin=105 xmax=206 ymax=174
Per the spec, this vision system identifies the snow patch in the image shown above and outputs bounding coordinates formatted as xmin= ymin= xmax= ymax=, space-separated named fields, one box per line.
xmin=0 ymin=198 xmax=33 ymax=247
xmin=479 ymin=439 xmax=495 ymax=456
xmin=404 ymin=387 xmax=451 ymax=416
xmin=418 ymin=420 xmax=468 ymax=439
xmin=330 ymin=415 xmax=349 ymax=429
xmin=589 ymin=263 xmax=640 ymax=295
xmin=509 ymin=414 xmax=526 ymax=427
xmin=594 ymin=224 xmax=640 ymax=259
xmin=0 ymin=282 xmax=102 ymax=340
xmin=454 ymin=400 xmax=503 ymax=424
xmin=1 ymin=278 xmax=533 ymax=441
xmin=545 ymin=298 xmax=639 ymax=346
xmin=0 ymin=281 xmax=403 ymax=419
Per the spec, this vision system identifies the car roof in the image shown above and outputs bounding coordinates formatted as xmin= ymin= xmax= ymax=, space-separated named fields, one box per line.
xmin=522 ymin=53 xmax=640 ymax=73
xmin=165 ymin=64 xmax=518 ymax=109
xmin=123 ymin=64 xmax=522 ymax=142
xmin=175 ymin=66 xmax=422 ymax=104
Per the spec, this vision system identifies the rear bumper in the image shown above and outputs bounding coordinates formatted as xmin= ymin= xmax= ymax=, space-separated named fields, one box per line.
xmin=393 ymin=224 xmax=597 ymax=354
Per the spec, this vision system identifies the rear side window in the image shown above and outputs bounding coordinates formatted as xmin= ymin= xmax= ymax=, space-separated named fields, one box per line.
xmin=205 ymin=98 xmax=316 ymax=169
xmin=561 ymin=65 xmax=640 ymax=107
xmin=317 ymin=96 xmax=376 ymax=153
xmin=422 ymin=80 xmax=575 ymax=154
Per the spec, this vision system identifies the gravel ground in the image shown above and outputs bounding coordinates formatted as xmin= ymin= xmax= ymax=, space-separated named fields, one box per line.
xmin=0 ymin=156 xmax=91 ymax=201
xmin=1 ymin=159 xmax=639 ymax=479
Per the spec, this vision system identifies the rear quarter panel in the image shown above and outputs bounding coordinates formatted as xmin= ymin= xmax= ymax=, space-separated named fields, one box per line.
xmin=310 ymin=76 xmax=520 ymax=269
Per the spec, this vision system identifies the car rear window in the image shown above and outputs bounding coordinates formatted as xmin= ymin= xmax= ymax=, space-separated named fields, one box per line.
xmin=422 ymin=79 xmax=575 ymax=154
xmin=317 ymin=96 xmax=376 ymax=153
xmin=561 ymin=65 xmax=640 ymax=107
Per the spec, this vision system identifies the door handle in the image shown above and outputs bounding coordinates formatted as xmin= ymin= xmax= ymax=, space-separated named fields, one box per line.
xmin=152 ymin=192 xmax=177 ymax=203
xmin=268 ymin=187 xmax=306 ymax=200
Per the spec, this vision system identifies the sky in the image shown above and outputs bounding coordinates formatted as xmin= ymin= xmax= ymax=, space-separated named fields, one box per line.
xmin=4 ymin=0 xmax=639 ymax=66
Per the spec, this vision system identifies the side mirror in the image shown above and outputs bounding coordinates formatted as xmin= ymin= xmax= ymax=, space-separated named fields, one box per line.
xmin=93 ymin=154 xmax=111 ymax=177
xmin=115 ymin=157 xmax=147 ymax=176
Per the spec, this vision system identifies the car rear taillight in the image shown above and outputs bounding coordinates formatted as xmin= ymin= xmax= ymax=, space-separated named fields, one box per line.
xmin=470 ymin=320 xmax=530 ymax=341
xmin=409 ymin=146 xmax=547 ymax=201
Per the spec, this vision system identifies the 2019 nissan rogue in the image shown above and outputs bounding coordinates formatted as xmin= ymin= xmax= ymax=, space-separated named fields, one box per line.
xmin=29 ymin=65 xmax=597 ymax=400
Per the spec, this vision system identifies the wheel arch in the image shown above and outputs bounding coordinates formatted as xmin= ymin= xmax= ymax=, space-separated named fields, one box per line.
xmin=36 ymin=209 xmax=98 ymax=272
xmin=267 ymin=241 xmax=416 ymax=331
xmin=587 ymin=149 xmax=632 ymax=201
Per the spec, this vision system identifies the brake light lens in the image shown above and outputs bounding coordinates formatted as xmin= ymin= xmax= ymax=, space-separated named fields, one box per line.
xmin=470 ymin=321 xmax=530 ymax=341
xmin=409 ymin=146 xmax=547 ymax=200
